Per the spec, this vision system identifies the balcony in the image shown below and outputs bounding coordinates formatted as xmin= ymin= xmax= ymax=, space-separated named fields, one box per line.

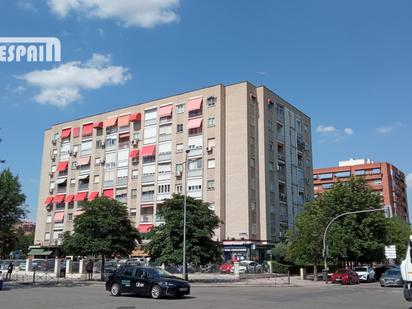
xmin=105 ymin=162 xmax=117 ymax=170
xmin=188 ymin=110 xmax=202 ymax=118
xmin=277 ymin=133 xmax=285 ymax=143
xmin=116 ymin=177 xmax=128 ymax=187
xmin=158 ymin=152 xmax=172 ymax=162
xmin=279 ymin=193 xmax=287 ymax=202
xmin=278 ymin=171 xmax=286 ymax=182
xmin=56 ymin=186 xmax=67 ymax=194
xmin=103 ymin=180 xmax=114 ymax=188
xmin=78 ymin=183 xmax=89 ymax=191
xmin=116 ymin=196 xmax=127 ymax=204
xmin=158 ymin=172 xmax=171 ymax=181
xmin=144 ymin=119 xmax=157 ymax=126
xmin=188 ymin=148 xmax=203 ymax=157
xmin=118 ymin=141 xmax=129 ymax=150
xmin=187 ymin=169 xmax=202 ymax=178
xmin=187 ymin=189 xmax=202 ymax=199
xmin=159 ymin=116 xmax=172 ymax=124
xmin=58 ymin=171 xmax=68 ymax=177
xmin=105 ymin=143 xmax=117 ymax=151
xmin=159 ymin=134 xmax=172 ymax=142
xmin=279 ymin=214 xmax=288 ymax=223
xmin=278 ymin=152 xmax=285 ymax=162
xmin=142 ymin=174 xmax=155 ymax=183
xmin=157 ymin=192 xmax=171 ymax=201
xmin=140 ymin=215 xmax=154 ymax=223
xmin=141 ymin=193 xmax=154 ymax=203
xmin=188 ymin=128 xmax=202 ymax=137
xmin=276 ymin=107 xmax=285 ymax=123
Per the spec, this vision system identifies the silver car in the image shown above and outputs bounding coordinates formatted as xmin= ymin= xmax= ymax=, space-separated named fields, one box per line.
xmin=380 ymin=268 xmax=403 ymax=287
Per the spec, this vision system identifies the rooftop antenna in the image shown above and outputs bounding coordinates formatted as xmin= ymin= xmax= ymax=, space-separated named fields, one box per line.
xmin=256 ymin=72 xmax=265 ymax=86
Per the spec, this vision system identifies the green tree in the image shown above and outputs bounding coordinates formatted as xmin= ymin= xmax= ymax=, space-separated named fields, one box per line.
xmin=385 ymin=217 xmax=411 ymax=263
xmin=63 ymin=197 xmax=140 ymax=280
xmin=145 ymin=194 xmax=222 ymax=266
xmin=271 ymin=242 xmax=288 ymax=263
xmin=0 ymin=169 xmax=26 ymax=258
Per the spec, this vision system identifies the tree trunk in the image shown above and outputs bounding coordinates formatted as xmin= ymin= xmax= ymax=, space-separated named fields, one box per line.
xmin=313 ymin=264 xmax=318 ymax=281
xmin=100 ymin=255 xmax=105 ymax=281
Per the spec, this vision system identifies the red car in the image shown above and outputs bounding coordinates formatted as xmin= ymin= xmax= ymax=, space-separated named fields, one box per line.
xmin=331 ymin=269 xmax=360 ymax=285
xmin=219 ymin=262 xmax=233 ymax=273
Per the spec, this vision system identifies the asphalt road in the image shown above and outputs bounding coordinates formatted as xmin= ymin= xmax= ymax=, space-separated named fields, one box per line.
xmin=0 ymin=282 xmax=409 ymax=309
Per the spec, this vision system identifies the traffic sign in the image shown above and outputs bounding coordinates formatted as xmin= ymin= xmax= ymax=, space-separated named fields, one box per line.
xmin=385 ymin=245 xmax=396 ymax=259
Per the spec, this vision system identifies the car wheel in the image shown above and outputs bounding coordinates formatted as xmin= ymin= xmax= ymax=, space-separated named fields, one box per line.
xmin=110 ymin=283 xmax=121 ymax=296
xmin=150 ymin=284 xmax=162 ymax=299
xmin=380 ymin=284 xmax=385 ymax=287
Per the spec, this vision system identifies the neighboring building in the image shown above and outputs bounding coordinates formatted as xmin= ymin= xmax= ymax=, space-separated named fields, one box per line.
xmin=14 ymin=220 xmax=36 ymax=235
xmin=34 ymin=81 xmax=313 ymax=261
xmin=313 ymin=159 xmax=408 ymax=220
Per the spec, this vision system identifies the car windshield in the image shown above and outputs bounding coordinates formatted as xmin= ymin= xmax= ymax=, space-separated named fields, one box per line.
xmin=146 ymin=268 xmax=175 ymax=278
xmin=336 ymin=269 xmax=347 ymax=274
xmin=385 ymin=269 xmax=400 ymax=276
xmin=354 ymin=267 xmax=367 ymax=272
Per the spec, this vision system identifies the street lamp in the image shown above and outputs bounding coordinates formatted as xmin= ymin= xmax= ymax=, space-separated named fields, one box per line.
xmin=182 ymin=149 xmax=190 ymax=281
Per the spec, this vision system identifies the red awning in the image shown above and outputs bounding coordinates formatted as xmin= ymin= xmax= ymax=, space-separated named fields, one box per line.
xmin=56 ymin=161 xmax=68 ymax=172
xmin=65 ymin=194 xmax=75 ymax=203
xmin=53 ymin=212 xmax=65 ymax=223
xmin=140 ymin=145 xmax=156 ymax=157
xmin=44 ymin=196 xmax=54 ymax=205
xmin=82 ymin=123 xmax=93 ymax=137
xmin=119 ymin=132 xmax=130 ymax=139
xmin=118 ymin=115 xmax=130 ymax=127
xmin=60 ymin=128 xmax=71 ymax=139
xmin=75 ymin=192 xmax=88 ymax=202
xmin=137 ymin=224 xmax=154 ymax=233
xmin=74 ymin=209 xmax=84 ymax=216
xmin=187 ymin=97 xmax=203 ymax=112
xmin=54 ymin=194 xmax=65 ymax=204
xmin=78 ymin=156 xmax=91 ymax=166
xmin=104 ymin=117 xmax=118 ymax=127
xmin=159 ymin=105 xmax=173 ymax=117
xmin=103 ymin=189 xmax=114 ymax=199
xmin=129 ymin=112 xmax=141 ymax=122
xmin=188 ymin=118 xmax=203 ymax=129
xmin=73 ymin=127 xmax=80 ymax=138
xmin=129 ymin=149 xmax=139 ymax=158
xmin=88 ymin=191 xmax=99 ymax=201
xmin=93 ymin=121 xmax=103 ymax=128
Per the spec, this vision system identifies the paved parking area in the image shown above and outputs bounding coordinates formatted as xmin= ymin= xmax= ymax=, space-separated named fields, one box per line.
xmin=0 ymin=281 xmax=408 ymax=309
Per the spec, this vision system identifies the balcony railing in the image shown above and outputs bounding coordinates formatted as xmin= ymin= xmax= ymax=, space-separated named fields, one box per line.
xmin=159 ymin=116 xmax=172 ymax=124
xmin=142 ymin=174 xmax=155 ymax=183
xmin=187 ymin=190 xmax=202 ymax=198
xmin=103 ymin=180 xmax=114 ymax=188
xmin=157 ymin=193 xmax=171 ymax=201
xmin=158 ymin=172 xmax=171 ymax=181
xmin=278 ymin=153 xmax=285 ymax=161
xmin=116 ymin=177 xmax=128 ymax=187
xmin=159 ymin=134 xmax=172 ymax=142
xmin=158 ymin=152 xmax=172 ymax=162
xmin=105 ymin=143 xmax=117 ymax=151
xmin=187 ymin=169 xmax=202 ymax=177
xmin=141 ymin=194 xmax=154 ymax=203
xmin=118 ymin=141 xmax=129 ymax=150
xmin=277 ymin=133 xmax=285 ymax=143
xmin=144 ymin=119 xmax=157 ymax=126
xmin=56 ymin=186 xmax=67 ymax=194
xmin=78 ymin=183 xmax=89 ymax=191
xmin=140 ymin=215 xmax=154 ymax=223
xmin=188 ymin=148 xmax=203 ymax=157
xmin=279 ymin=193 xmax=287 ymax=202
xmin=116 ymin=196 xmax=127 ymax=204
xmin=279 ymin=214 xmax=288 ymax=223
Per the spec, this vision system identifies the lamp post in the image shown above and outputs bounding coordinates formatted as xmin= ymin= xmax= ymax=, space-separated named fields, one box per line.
xmin=182 ymin=149 xmax=190 ymax=281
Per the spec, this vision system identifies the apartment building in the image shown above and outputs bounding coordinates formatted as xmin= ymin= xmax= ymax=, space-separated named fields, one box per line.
xmin=34 ymin=81 xmax=313 ymax=261
xmin=313 ymin=159 xmax=408 ymax=220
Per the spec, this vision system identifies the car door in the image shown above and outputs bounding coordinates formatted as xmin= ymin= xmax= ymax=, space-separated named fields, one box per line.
xmin=132 ymin=268 xmax=150 ymax=295
xmin=119 ymin=265 xmax=135 ymax=293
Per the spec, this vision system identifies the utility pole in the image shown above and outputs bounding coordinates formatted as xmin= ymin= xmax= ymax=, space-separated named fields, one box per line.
xmin=182 ymin=149 xmax=190 ymax=281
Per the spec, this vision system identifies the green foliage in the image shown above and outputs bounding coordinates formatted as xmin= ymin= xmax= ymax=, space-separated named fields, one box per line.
xmin=385 ymin=217 xmax=411 ymax=262
xmin=288 ymin=177 xmax=390 ymax=266
xmin=0 ymin=169 xmax=26 ymax=258
xmin=145 ymin=194 xmax=222 ymax=265
xmin=63 ymin=197 xmax=140 ymax=257
xmin=271 ymin=242 xmax=288 ymax=263
xmin=271 ymin=261 xmax=290 ymax=274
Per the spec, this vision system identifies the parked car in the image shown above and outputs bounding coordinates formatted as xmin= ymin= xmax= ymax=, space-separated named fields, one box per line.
xmin=331 ymin=269 xmax=360 ymax=285
xmin=354 ymin=266 xmax=376 ymax=282
xmin=380 ymin=268 xmax=403 ymax=287
xmin=0 ymin=271 xmax=3 ymax=290
xmin=230 ymin=261 xmax=263 ymax=274
xmin=165 ymin=264 xmax=195 ymax=274
xmin=374 ymin=265 xmax=398 ymax=280
xmin=219 ymin=262 xmax=233 ymax=273
xmin=106 ymin=265 xmax=190 ymax=299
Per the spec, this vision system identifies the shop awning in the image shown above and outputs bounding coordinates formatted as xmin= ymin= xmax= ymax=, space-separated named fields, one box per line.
xmin=73 ymin=127 xmax=80 ymax=138
xmin=103 ymin=189 xmax=114 ymax=199
xmin=75 ymin=192 xmax=88 ymax=202
xmin=159 ymin=105 xmax=173 ymax=117
xmin=104 ymin=117 xmax=118 ymax=127
xmin=65 ymin=194 xmax=75 ymax=203
xmin=54 ymin=194 xmax=65 ymax=204
xmin=129 ymin=149 xmax=139 ymax=158
xmin=187 ymin=97 xmax=203 ymax=112
xmin=118 ymin=115 xmax=130 ymax=127
xmin=44 ymin=196 xmax=54 ymax=205
xmin=188 ymin=118 xmax=203 ymax=129
xmin=53 ymin=211 xmax=65 ymax=223
xmin=27 ymin=249 xmax=53 ymax=256
xmin=78 ymin=156 xmax=91 ymax=166
xmin=56 ymin=177 xmax=67 ymax=184
xmin=93 ymin=121 xmax=103 ymax=128
xmin=129 ymin=112 xmax=141 ymax=122
xmin=88 ymin=191 xmax=99 ymax=201
xmin=56 ymin=161 xmax=68 ymax=172
xmin=82 ymin=123 xmax=93 ymax=137
xmin=137 ymin=224 xmax=154 ymax=233
xmin=140 ymin=145 xmax=156 ymax=157
xmin=60 ymin=128 xmax=71 ymax=139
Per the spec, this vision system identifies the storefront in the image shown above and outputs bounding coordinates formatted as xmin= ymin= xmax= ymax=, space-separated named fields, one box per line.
xmin=222 ymin=240 xmax=273 ymax=263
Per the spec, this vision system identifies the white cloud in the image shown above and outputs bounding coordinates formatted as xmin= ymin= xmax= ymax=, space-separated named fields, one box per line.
xmin=406 ymin=173 xmax=412 ymax=189
xmin=344 ymin=128 xmax=354 ymax=136
xmin=376 ymin=126 xmax=393 ymax=134
xmin=316 ymin=125 xmax=336 ymax=134
xmin=19 ymin=53 xmax=131 ymax=107
xmin=47 ymin=0 xmax=180 ymax=28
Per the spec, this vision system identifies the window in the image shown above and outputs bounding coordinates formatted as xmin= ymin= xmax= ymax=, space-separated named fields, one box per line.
xmin=106 ymin=135 xmax=117 ymax=148
xmin=130 ymin=209 xmax=137 ymax=217
xmin=355 ymin=170 xmax=365 ymax=176
xmin=176 ymin=103 xmax=185 ymax=113
xmin=250 ymin=158 xmax=255 ymax=168
xmin=143 ymin=126 xmax=157 ymax=145
xmin=176 ymin=184 xmax=182 ymax=193
xmin=371 ymin=168 xmax=381 ymax=174
xmin=60 ymin=141 xmax=70 ymax=161
xmin=117 ymin=149 xmax=129 ymax=168
xmin=71 ymin=161 xmax=77 ymax=170
xmin=207 ymin=96 xmax=216 ymax=107
xmin=188 ymin=158 xmax=202 ymax=170
xmin=158 ymin=184 xmax=171 ymax=193
xmin=335 ymin=171 xmax=350 ymax=178
xmin=131 ymin=189 xmax=137 ymax=197
xmin=207 ymin=117 xmax=216 ymax=127
xmin=269 ymin=142 xmax=274 ymax=152
xmin=49 ymin=181 xmax=55 ymax=192
xmin=44 ymin=232 xmax=50 ymax=240
xmin=94 ymin=175 xmax=100 ymax=184
xmin=144 ymin=108 xmax=157 ymax=126
xmin=131 ymin=170 xmax=138 ymax=179
xmin=80 ymin=140 xmax=92 ymax=156
xmin=269 ymin=161 xmax=274 ymax=171
xmin=96 ymin=140 xmax=103 ymax=148
xmin=176 ymin=143 xmax=183 ymax=153
xmin=207 ymin=180 xmax=215 ymax=191
xmin=207 ymin=138 xmax=216 ymax=149
xmin=319 ymin=173 xmax=333 ymax=180
xmin=46 ymin=215 xmax=52 ymax=224
xmin=105 ymin=152 xmax=117 ymax=170
xmin=322 ymin=183 xmax=333 ymax=189
xmin=95 ymin=157 xmax=101 ymax=166
xmin=176 ymin=163 xmax=183 ymax=173
xmin=208 ymin=159 xmax=215 ymax=169
xmin=67 ymin=213 xmax=73 ymax=221
xmin=51 ymin=165 xmax=56 ymax=173
xmin=70 ymin=178 xmax=76 ymax=186
xmin=268 ymin=120 xmax=273 ymax=129
xmin=176 ymin=123 xmax=183 ymax=133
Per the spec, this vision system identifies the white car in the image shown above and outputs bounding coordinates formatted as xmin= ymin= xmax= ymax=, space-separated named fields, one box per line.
xmin=354 ymin=266 xmax=376 ymax=282
xmin=230 ymin=261 xmax=263 ymax=274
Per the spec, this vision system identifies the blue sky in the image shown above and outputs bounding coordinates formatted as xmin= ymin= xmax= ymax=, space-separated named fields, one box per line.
xmin=0 ymin=0 xmax=411 ymax=220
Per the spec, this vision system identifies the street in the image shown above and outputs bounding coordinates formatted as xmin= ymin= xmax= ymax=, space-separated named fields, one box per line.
xmin=0 ymin=282 xmax=409 ymax=309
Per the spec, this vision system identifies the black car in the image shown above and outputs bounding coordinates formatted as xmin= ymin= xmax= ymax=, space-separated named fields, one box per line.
xmin=105 ymin=265 xmax=190 ymax=299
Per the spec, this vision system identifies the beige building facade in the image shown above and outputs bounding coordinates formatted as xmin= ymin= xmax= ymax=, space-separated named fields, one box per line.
xmin=34 ymin=81 xmax=313 ymax=261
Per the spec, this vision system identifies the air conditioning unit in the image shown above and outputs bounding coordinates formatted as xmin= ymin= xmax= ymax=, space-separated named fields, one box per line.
xmin=51 ymin=154 xmax=56 ymax=160
xmin=176 ymin=171 xmax=182 ymax=177
xmin=132 ymin=139 xmax=138 ymax=146
xmin=280 ymin=193 xmax=286 ymax=200
xmin=68 ymin=149 xmax=73 ymax=155
xmin=49 ymin=188 xmax=54 ymax=193
xmin=49 ymin=171 xmax=54 ymax=177
xmin=99 ymin=158 xmax=106 ymax=165
xmin=206 ymin=146 xmax=213 ymax=153
xmin=101 ymin=141 xmax=106 ymax=148
xmin=52 ymin=139 xmax=57 ymax=145
xmin=72 ymin=150 xmax=78 ymax=156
